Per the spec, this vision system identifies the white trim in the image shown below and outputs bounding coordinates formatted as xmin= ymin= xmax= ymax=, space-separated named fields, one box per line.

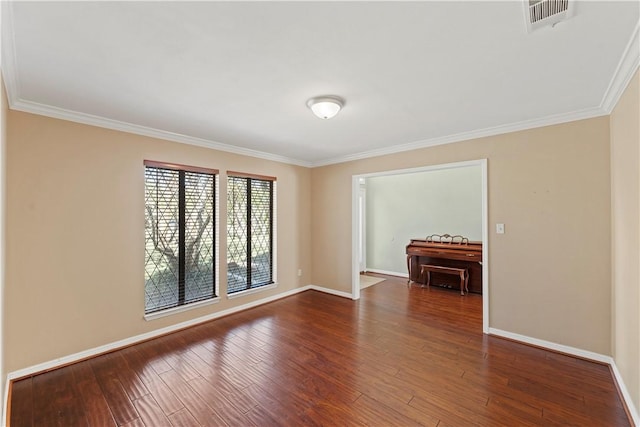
xmin=9 ymin=99 xmax=312 ymax=168
xmin=3 ymin=286 xmax=637 ymax=426
xmin=480 ymin=159 xmax=489 ymax=334
xmin=0 ymin=282 xmax=347 ymax=420
xmin=307 ymin=284 xmax=354 ymax=300
xmin=214 ymin=174 xmax=220 ymax=299
xmin=0 ymin=1 xmax=612 ymax=173
xmin=6 ymin=285 xmax=310 ymax=382
xmin=358 ymin=185 xmax=366 ymax=273
xmin=3 ymin=284 xmax=348 ymax=382
xmin=1 ymin=8 xmax=636 ymax=170
xmin=144 ymin=297 xmax=221 ymax=321
xmin=351 ymin=176 xmax=361 ymax=301
xmin=272 ymin=181 xmax=278 ymax=284
xmin=488 ymin=327 xmax=611 ymax=364
xmin=7 ymin=97 xmax=608 ymax=171
xmin=226 ymin=283 xmax=277 ymax=299
xmin=2 ymin=378 xmax=8 ymax=427
xmin=601 ymin=23 xmax=640 ymax=114
xmin=352 ymin=159 xmax=489 ymax=328
xmin=610 ymin=360 xmax=640 ymax=426
xmin=489 ymin=327 xmax=639 ymax=425
xmin=3 ymin=283 xmax=365 ymax=417
xmin=365 ymin=268 xmax=408 ymax=278
xmin=311 ymin=107 xmax=606 ymax=167
xmin=357 ymin=159 xmax=490 ymax=178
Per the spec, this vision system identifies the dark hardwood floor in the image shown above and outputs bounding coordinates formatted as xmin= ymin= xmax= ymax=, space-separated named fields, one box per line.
xmin=9 ymin=275 xmax=630 ymax=426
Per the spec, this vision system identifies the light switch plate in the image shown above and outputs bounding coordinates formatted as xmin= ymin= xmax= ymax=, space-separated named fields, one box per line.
xmin=496 ymin=223 xmax=505 ymax=234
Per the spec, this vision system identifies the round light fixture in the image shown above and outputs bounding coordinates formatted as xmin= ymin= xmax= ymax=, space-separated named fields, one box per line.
xmin=306 ymin=96 xmax=344 ymax=119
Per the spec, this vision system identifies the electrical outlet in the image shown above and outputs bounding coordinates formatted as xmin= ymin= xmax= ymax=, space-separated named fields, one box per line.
xmin=297 ymin=269 xmax=302 ymax=277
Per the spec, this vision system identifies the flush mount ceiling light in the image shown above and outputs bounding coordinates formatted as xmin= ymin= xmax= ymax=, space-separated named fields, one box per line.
xmin=306 ymin=96 xmax=344 ymax=119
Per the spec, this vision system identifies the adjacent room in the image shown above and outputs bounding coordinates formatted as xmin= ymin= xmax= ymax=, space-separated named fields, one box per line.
xmin=360 ymin=164 xmax=483 ymax=292
xmin=0 ymin=1 xmax=639 ymax=426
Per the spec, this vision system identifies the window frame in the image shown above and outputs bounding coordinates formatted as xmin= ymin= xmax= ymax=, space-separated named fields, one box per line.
xmin=226 ymin=171 xmax=277 ymax=297
xmin=143 ymin=160 xmax=220 ymax=319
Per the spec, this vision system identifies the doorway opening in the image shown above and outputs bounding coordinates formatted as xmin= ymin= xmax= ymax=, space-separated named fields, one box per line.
xmin=351 ymin=159 xmax=489 ymax=333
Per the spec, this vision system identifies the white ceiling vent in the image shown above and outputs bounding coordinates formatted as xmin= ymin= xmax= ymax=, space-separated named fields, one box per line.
xmin=525 ymin=0 xmax=573 ymax=33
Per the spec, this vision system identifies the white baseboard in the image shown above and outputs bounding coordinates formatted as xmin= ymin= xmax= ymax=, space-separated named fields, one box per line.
xmin=5 ymin=294 xmax=637 ymax=426
xmin=488 ymin=327 xmax=611 ymax=363
xmin=3 ymin=283 xmax=354 ymax=382
xmin=489 ymin=327 xmax=639 ymax=425
xmin=307 ymin=284 xmax=354 ymax=300
xmin=365 ymin=268 xmax=408 ymax=278
xmin=5 ymin=285 xmax=315 ymax=382
xmin=4 ymin=282 xmax=356 ymax=421
xmin=610 ymin=359 xmax=640 ymax=426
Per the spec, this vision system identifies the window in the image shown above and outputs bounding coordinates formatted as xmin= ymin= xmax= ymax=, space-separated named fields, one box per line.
xmin=227 ymin=172 xmax=276 ymax=294
xmin=144 ymin=161 xmax=218 ymax=315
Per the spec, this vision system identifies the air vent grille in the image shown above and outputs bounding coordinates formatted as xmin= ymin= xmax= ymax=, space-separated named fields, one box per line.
xmin=525 ymin=0 xmax=572 ymax=33
xmin=530 ymin=0 xmax=568 ymax=23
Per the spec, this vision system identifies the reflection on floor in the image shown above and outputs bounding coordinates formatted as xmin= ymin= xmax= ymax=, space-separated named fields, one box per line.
xmin=9 ymin=275 xmax=630 ymax=426
xmin=360 ymin=273 xmax=385 ymax=289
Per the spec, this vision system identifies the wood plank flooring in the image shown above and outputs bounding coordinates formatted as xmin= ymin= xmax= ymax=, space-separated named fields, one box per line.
xmin=9 ymin=275 xmax=630 ymax=426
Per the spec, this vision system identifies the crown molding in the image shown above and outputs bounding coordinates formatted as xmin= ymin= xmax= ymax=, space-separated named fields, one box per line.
xmin=298 ymin=22 xmax=640 ymax=167
xmin=10 ymin=99 xmax=312 ymax=167
xmin=310 ymin=106 xmax=607 ymax=167
xmin=3 ymin=2 xmax=635 ymax=170
xmin=8 ymin=95 xmax=608 ymax=170
xmin=2 ymin=3 xmax=310 ymax=167
xmin=601 ymin=22 xmax=640 ymax=114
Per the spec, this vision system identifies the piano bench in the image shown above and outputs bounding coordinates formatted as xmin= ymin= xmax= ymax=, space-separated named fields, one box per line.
xmin=420 ymin=264 xmax=469 ymax=296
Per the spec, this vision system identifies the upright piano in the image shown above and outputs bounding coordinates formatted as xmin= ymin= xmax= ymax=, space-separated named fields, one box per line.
xmin=406 ymin=234 xmax=483 ymax=294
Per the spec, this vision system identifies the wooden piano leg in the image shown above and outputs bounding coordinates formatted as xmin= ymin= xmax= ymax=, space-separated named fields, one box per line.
xmin=464 ymin=269 xmax=469 ymax=294
xmin=459 ymin=270 xmax=465 ymax=295
xmin=424 ymin=270 xmax=431 ymax=289
xmin=406 ymin=255 xmax=412 ymax=286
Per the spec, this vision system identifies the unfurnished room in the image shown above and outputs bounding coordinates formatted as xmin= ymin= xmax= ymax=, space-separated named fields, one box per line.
xmin=0 ymin=1 xmax=639 ymax=426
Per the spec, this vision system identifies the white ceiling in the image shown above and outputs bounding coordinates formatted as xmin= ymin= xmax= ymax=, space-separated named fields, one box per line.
xmin=2 ymin=1 xmax=639 ymax=167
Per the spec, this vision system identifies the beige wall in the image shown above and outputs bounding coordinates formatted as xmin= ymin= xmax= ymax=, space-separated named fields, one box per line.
xmin=1 ymin=75 xmax=7 ymax=420
xmin=311 ymin=117 xmax=612 ymax=354
xmin=611 ymin=69 xmax=640 ymax=414
xmin=5 ymin=111 xmax=311 ymax=373
xmin=2 ymin=82 xmax=625 ymax=379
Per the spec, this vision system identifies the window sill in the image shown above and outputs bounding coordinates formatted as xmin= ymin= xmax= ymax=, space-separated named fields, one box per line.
xmin=144 ymin=297 xmax=221 ymax=321
xmin=227 ymin=283 xmax=277 ymax=300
